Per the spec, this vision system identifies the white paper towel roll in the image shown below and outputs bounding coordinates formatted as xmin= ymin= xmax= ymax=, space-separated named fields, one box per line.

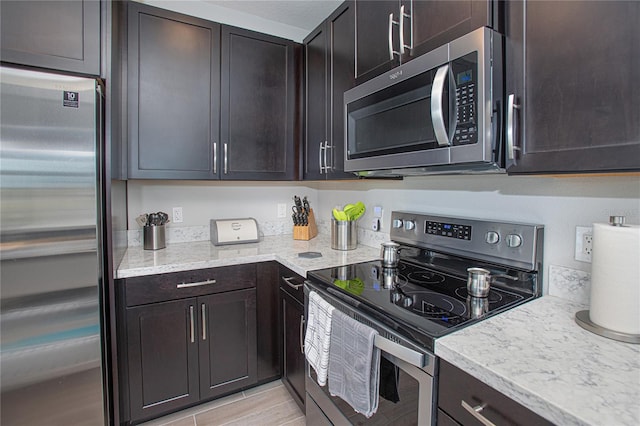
xmin=589 ymin=221 xmax=640 ymax=335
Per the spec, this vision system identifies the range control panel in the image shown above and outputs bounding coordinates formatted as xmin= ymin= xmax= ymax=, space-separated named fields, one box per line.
xmin=390 ymin=211 xmax=544 ymax=271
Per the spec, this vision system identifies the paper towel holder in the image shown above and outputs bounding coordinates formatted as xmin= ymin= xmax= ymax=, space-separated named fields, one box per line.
xmin=575 ymin=215 xmax=640 ymax=344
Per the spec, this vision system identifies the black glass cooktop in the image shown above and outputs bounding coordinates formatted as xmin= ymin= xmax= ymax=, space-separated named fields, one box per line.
xmin=307 ymin=259 xmax=531 ymax=348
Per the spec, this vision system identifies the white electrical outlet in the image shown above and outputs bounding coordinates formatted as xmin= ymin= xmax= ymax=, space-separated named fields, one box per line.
xmin=172 ymin=207 xmax=183 ymax=223
xmin=575 ymin=226 xmax=593 ymax=262
xmin=277 ymin=203 xmax=287 ymax=218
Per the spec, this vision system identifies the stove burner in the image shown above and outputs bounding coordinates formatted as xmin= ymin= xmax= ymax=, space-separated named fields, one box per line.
xmin=406 ymin=270 xmax=446 ymax=285
xmin=392 ymin=289 xmax=467 ymax=318
xmin=454 ymin=286 xmax=504 ymax=304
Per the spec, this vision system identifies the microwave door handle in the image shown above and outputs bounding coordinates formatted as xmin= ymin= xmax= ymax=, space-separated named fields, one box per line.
xmin=431 ymin=64 xmax=450 ymax=146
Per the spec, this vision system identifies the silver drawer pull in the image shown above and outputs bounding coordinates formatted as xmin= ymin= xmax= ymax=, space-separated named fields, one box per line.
xmin=461 ymin=400 xmax=496 ymax=426
xmin=189 ymin=305 xmax=195 ymax=343
xmin=176 ymin=279 xmax=216 ymax=289
xmin=282 ymin=276 xmax=303 ymax=290
xmin=201 ymin=303 xmax=207 ymax=341
xmin=299 ymin=315 xmax=305 ymax=355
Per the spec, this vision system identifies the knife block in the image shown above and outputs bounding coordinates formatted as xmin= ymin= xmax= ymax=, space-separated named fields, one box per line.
xmin=293 ymin=209 xmax=318 ymax=241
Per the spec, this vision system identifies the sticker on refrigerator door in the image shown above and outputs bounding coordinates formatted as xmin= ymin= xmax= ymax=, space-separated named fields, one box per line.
xmin=63 ymin=91 xmax=79 ymax=108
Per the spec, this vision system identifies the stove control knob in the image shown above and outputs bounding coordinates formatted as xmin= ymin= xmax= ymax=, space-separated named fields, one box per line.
xmin=404 ymin=220 xmax=416 ymax=231
xmin=506 ymin=233 xmax=523 ymax=248
xmin=392 ymin=219 xmax=404 ymax=229
xmin=485 ymin=231 xmax=500 ymax=245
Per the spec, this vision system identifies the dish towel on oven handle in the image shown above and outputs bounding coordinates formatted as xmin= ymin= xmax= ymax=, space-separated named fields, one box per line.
xmin=304 ymin=290 xmax=335 ymax=386
xmin=328 ymin=309 xmax=381 ymax=418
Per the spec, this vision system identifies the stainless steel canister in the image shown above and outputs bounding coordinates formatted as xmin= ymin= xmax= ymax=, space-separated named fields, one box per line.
xmin=466 ymin=267 xmax=491 ymax=297
xmin=144 ymin=224 xmax=166 ymax=250
xmin=380 ymin=241 xmax=400 ymax=267
xmin=331 ymin=219 xmax=357 ymax=250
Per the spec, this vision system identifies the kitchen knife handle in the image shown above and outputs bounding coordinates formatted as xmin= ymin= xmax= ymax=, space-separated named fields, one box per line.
xmin=223 ymin=143 xmax=228 ymax=174
xmin=201 ymin=303 xmax=207 ymax=341
xmin=213 ymin=142 xmax=217 ymax=174
xmin=189 ymin=305 xmax=195 ymax=343
xmin=177 ymin=279 xmax=217 ymax=289
xmin=461 ymin=401 xmax=496 ymax=426
xmin=507 ymin=94 xmax=521 ymax=161
xmin=299 ymin=315 xmax=305 ymax=354
xmin=282 ymin=276 xmax=303 ymax=290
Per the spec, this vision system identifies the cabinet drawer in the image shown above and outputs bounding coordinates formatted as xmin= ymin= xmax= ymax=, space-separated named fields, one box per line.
xmin=124 ymin=264 xmax=256 ymax=306
xmin=278 ymin=265 xmax=304 ymax=303
xmin=438 ymin=360 xmax=552 ymax=426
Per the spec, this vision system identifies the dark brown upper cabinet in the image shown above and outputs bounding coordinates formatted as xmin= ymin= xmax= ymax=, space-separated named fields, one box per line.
xmin=127 ymin=2 xmax=220 ymax=179
xmin=127 ymin=3 xmax=300 ymax=180
xmin=505 ymin=1 xmax=640 ymax=174
xmin=304 ymin=1 xmax=357 ymax=180
xmin=0 ymin=0 xmax=100 ymax=76
xmin=354 ymin=0 xmax=497 ymax=84
xmin=221 ymin=26 xmax=299 ymax=180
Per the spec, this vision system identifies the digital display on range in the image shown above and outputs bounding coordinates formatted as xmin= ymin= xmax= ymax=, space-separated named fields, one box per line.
xmin=426 ymin=221 xmax=472 ymax=240
xmin=457 ymin=70 xmax=473 ymax=85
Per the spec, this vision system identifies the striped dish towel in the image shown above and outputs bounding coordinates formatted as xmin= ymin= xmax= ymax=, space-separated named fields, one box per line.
xmin=304 ymin=291 xmax=335 ymax=386
xmin=328 ymin=309 xmax=380 ymax=418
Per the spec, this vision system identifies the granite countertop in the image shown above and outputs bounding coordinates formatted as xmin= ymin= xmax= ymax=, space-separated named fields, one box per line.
xmin=117 ymin=236 xmax=640 ymax=426
xmin=436 ymin=296 xmax=640 ymax=426
xmin=116 ymin=234 xmax=380 ymax=279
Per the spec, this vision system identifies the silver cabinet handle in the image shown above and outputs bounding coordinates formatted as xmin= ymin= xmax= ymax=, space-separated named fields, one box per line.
xmin=201 ymin=303 xmax=207 ymax=341
xmin=507 ymin=94 xmax=521 ymax=160
xmin=399 ymin=3 xmax=412 ymax=54
xmin=461 ymin=400 xmax=496 ymax=426
xmin=318 ymin=141 xmax=325 ymax=174
xmin=431 ymin=64 xmax=450 ymax=146
xmin=213 ymin=142 xmax=217 ymax=174
xmin=176 ymin=279 xmax=216 ymax=289
xmin=189 ymin=305 xmax=195 ymax=343
xmin=223 ymin=143 xmax=228 ymax=174
xmin=299 ymin=315 xmax=305 ymax=355
xmin=282 ymin=276 xmax=303 ymax=290
xmin=388 ymin=13 xmax=399 ymax=60
xmin=324 ymin=141 xmax=332 ymax=172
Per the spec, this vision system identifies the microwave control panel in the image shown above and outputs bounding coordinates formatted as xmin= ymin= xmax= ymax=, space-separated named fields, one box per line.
xmin=453 ymin=53 xmax=478 ymax=146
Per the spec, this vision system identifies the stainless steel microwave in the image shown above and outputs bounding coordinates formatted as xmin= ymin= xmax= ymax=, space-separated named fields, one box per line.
xmin=344 ymin=27 xmax=504 ymax=176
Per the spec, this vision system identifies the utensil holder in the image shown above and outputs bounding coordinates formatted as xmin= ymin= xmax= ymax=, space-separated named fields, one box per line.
xmin=144 ymin=225 xmax=166 ymax=250
xmin=331 ymin=218 xmax=357 ymax=250
xmin=293 ymin=209 xmax=318 ymax=241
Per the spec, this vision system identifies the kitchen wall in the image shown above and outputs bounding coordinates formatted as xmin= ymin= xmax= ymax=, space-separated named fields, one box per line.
xmin=127 ymin=175 xmax=640 ymax=293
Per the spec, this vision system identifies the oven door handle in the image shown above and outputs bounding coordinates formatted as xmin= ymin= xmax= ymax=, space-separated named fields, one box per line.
xmin=374 ymin=334 xmax=424 ymax=368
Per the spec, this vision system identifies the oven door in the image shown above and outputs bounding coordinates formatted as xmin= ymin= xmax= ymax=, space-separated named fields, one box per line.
xmin=304 ymin=281 xmax=437 ymax=426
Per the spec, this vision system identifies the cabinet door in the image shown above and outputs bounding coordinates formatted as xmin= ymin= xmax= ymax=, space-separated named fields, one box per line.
xmin=256 ymin=262 xmax=281 ymax=383
xmin=355 ymin=0 xmax=400 ymax=83
xmin=303 ymin=22 xmax=329 ymax=180
xmin=409 ymin=0 xmax=493 ymax=59
xmin=281 ymin=288 xmax=306 ymax=410
xmin=221 ymin=26 xmax=298 ymax=180
xmin=1 ymin=0 xmax=100 ymax=75
xmin=127 ymin=299 xmax=200 ymax=422
xmin=127 ymin=2 xmax=220 ymax=179
xmin=506 ymin=1 xmax=640 ymax=174
xmin=199 ymin=289 xmax=257 ymax=399
xmin=327 ymin=2 xmax=358 ymax=179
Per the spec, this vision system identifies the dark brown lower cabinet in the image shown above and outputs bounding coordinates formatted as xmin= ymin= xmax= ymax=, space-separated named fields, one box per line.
xmin=437 ymin=359 xmax=552 ymax=425
xmin=279 ymin=266 xmax=306 ymax=411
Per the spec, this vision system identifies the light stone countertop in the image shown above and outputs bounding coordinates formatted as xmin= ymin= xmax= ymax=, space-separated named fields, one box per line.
xmin=436 ymin=296 xmax=640 ymax=426
xmin=117 ymin=237 xmax=640 ymax=426
xmin=116 ymin=233 xmax=380 ymax=279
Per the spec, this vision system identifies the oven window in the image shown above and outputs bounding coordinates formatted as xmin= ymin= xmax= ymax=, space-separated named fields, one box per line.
xmin=346 ymin=69 xmax=445 ymax=159
xmin=310 ymin=360 xmax=420 ymax=424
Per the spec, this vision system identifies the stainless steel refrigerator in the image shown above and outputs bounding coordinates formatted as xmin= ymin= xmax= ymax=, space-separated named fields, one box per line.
xmin=0 ymin=66 xmax=106 ymax=425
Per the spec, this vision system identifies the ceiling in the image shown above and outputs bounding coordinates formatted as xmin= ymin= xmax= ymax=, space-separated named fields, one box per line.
xmin=203 ymin=0 xmax=342 ymax=32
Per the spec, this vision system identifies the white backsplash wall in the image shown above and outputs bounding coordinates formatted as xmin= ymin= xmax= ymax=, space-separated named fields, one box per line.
xmin=127 ymin=175 xmax=640 ymax=296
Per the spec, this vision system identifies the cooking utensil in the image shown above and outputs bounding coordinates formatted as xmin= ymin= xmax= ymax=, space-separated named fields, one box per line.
xmin=380 ymin=241 xmax=400 ymax=268
xmin=466 ymin=267 xmax=492 ymax=297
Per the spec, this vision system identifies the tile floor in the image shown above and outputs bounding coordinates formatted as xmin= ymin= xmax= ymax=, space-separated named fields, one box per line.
xmin=139 ymin=380 xmax=305 ymax=426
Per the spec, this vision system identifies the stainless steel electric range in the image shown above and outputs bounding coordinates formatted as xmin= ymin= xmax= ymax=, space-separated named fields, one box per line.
xmin=304 ymin=211 xmax=544 ymax=425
